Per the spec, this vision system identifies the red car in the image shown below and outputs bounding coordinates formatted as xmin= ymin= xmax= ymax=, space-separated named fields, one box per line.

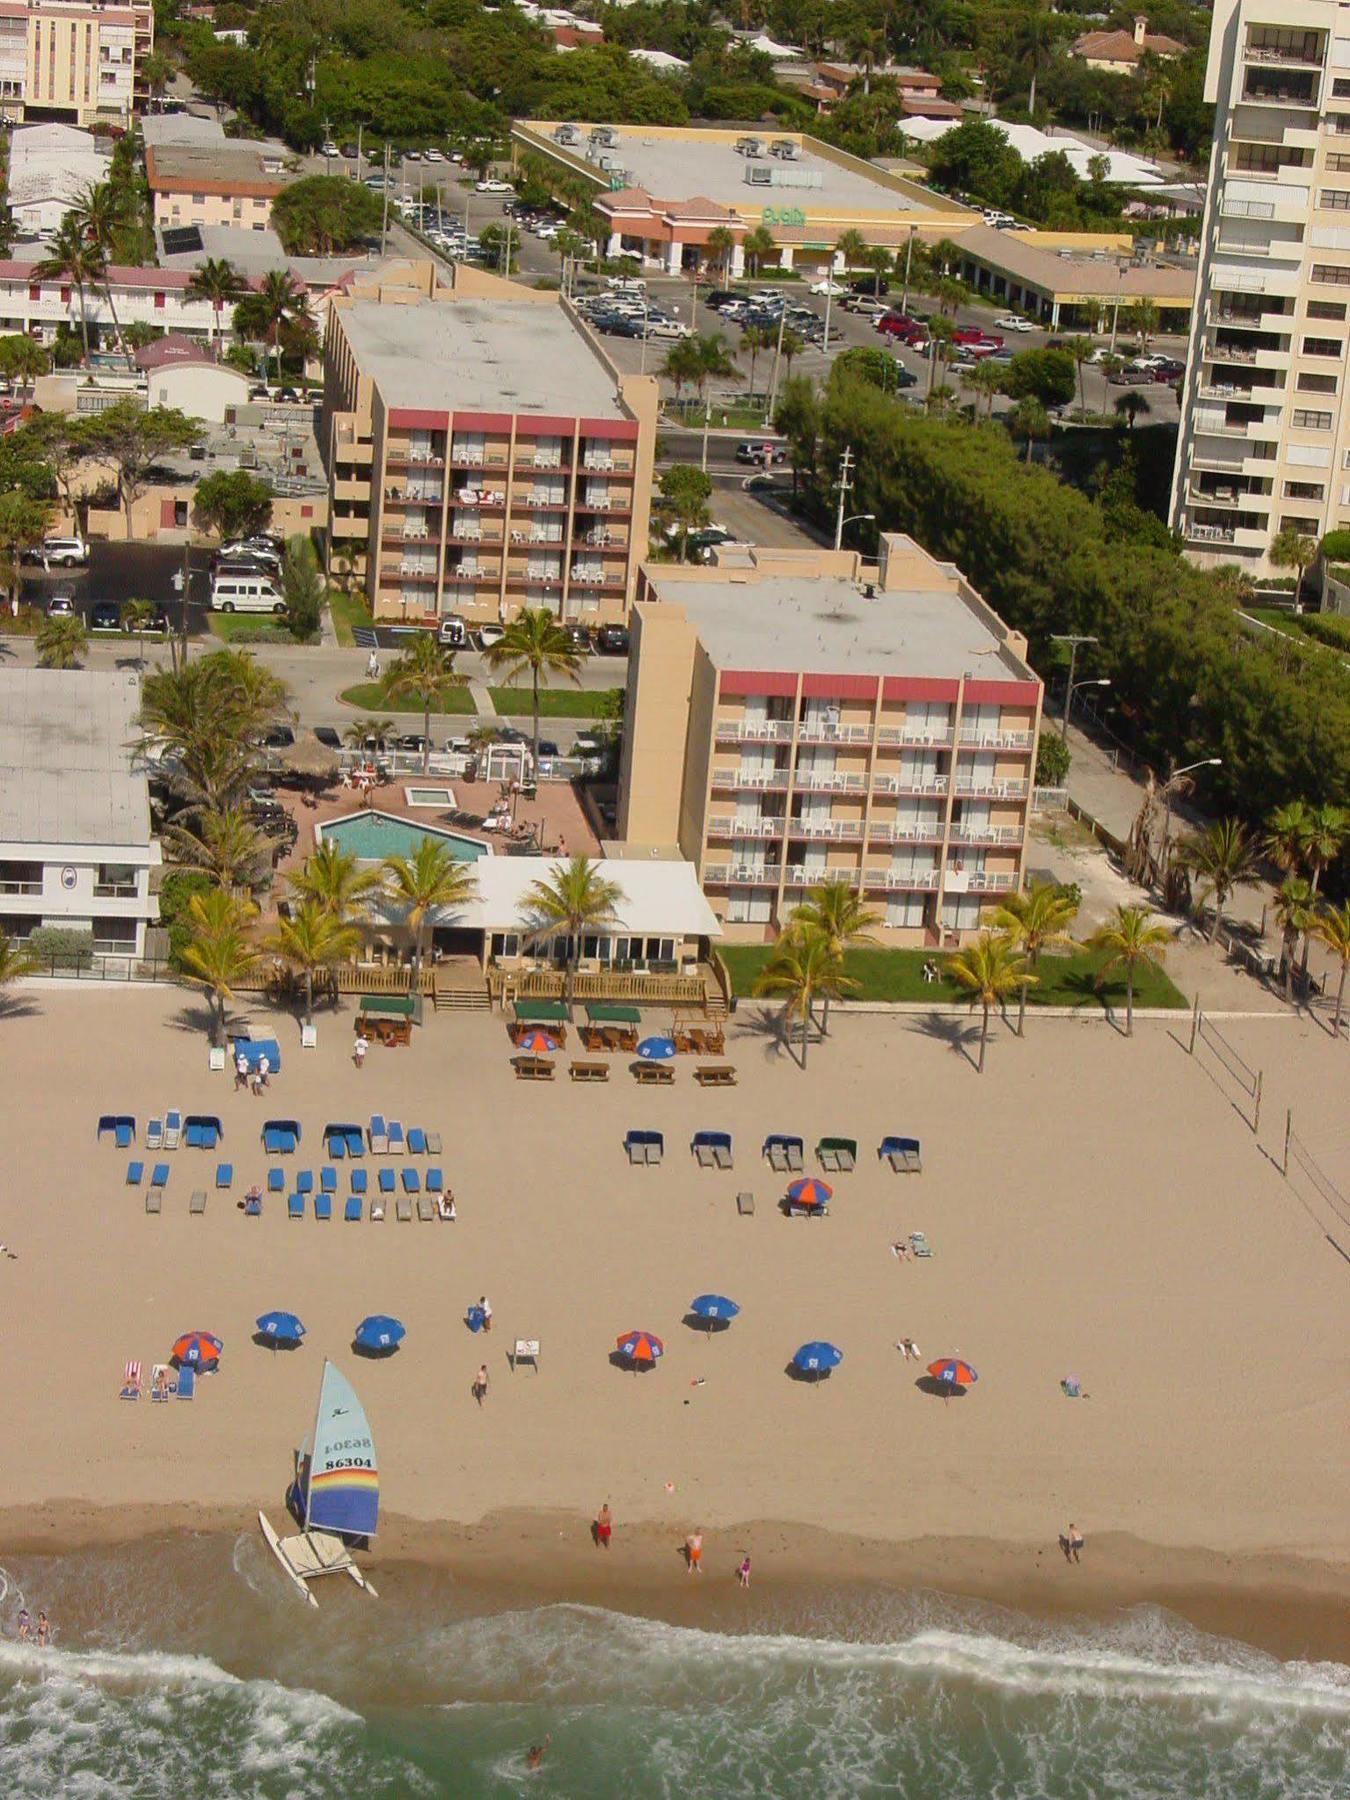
xmin=952 ymin=326 xmax=1003 ymax=348
xmin=876 ymin=312 xmax=926 ymax=341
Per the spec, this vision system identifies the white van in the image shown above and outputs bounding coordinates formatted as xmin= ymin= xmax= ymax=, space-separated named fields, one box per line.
xmin=210 ymin=571 xmax=286 ymax=613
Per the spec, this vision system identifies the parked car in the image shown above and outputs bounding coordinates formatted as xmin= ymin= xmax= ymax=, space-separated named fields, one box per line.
xmin=850 ymin=276 xmax=888 ymax=296
xmin=1108 ymin=366 xmax=1152 ymax=386
xmin=809 ymin=278 xmax=847 ymax=296
xmin=477 ymin=623 xmax=506 ymax=649
xmin=398 ymin=733 xmax=430 ymax=753
xmin=876 ymin=312 xmax=925 ymax=342
xmin=45 ymin=592 xmax=75 ymax=618
xmin=594 ymin=623 xmax=629 ymax=655
xmin=28 ymin=534 xmax=88 ymax=567
xmin=537 ymin=739 xmax=560 ymax=759
xmin=993 ymin=314 xmax=1035 ymax=333
xmin=90 ymin=600 xmax=121 ymax=631
xmin=735 ymin=440 xmax=787 ymax=465
xmin=952 ymin=326 xmax=1002 ymax=347
xmin=261 ymin=725 xmax=296 ymax=748
xmin=320 ymin=140 xmax=340 ymax=158
xmin=475 ymin=177 xmax=511 ymax=193
xmin=313 ymin=726 xmax=342 ymax=749
xmin=892 ymin=365 xmax=919 ymax=389
xmin=437 ymin=615 xmax=468 ymax=648
xmin=1150 ymin=358 xmax=1186 ymax=382
xmin=559 ymin=624 xmax=591 ymax=654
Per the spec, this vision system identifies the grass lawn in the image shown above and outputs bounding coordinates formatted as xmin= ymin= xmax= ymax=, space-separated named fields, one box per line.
xmin=665 ymin=401 xmax=769 ymax=431
xmin=719 ymin=944 xmax=1187 ymax=1011
xmin=328 ymin=587 xmax=375 ymax=647
xmin=338 ymin=681 xmax=477 ymax=715
xmin=487 ymin=685 xmax=620 ymax=718
xmin=208 ymin=614 xmax=297 ymax=645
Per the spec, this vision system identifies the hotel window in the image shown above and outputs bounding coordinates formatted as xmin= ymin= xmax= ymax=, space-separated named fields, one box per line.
xmin=1292 ymin=408 xmax=1334 ymax=427
xmin=1281 ymin=515 xmax=1320 ymax=534
xmin=1312 ymin=264 xmax=1350 ymax=285
xmin=1297 ymin=372 xmax=1337 ymax=392
xmin=191 ymin=192 xmax=205 ymax=204
xmin=1302 ymin=337 xmax=1343 ymax=355
xmin=1320 ymin=189 xmax=1350 ymax=209
xmin=91 ymin=919 xmax=137 ymax=953
xmin=1308 ymin=300 xmax=1347 ymax=318
xmin=94 ymin=863 xmax=138 ymax=897
xmin=1284 ymin=481 xmax=1325 ymax=500
xmin=1334 ymin=78 xmax=1350 ymax=97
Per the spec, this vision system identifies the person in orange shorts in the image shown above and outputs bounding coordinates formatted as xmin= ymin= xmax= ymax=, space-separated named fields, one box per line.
xmin=685 ymin=1529 xmax=703 ymax=1574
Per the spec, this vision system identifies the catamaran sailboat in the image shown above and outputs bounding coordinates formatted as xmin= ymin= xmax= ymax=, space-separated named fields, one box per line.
xmin=259 ymin=1359 xmax=380 ymax=1607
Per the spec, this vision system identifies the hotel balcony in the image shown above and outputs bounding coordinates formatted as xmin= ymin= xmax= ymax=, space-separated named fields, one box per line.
xmin=514 ymin=449 xmax=568 ymax=471
xmin=786 ymin=819 xmax=864 ymax=841
xmin=452 ymin=489 xmax=507 ymax=510
xmin=872 ymin=772 xmax=951 ymax=797
xmin=863 ymin=868 xmax=941 ymax=891
xmin=703 ymin=862 xmax=782 ymax=886
xmin=792 ymin=770 xmax=868 ymax=794
xmin=868 ymin=820 xmax=946 ymax=844
xmin=782 ymin=863 xmax=860 ymax=886
xmin=956 ymin=728 xmax=1034 ymax=751
xmin=949 ymin=824 xmax=1022 ymax=845
xmin=715 ymin=719 xmax=794 ymax=744
xmin=943 ymin=869 xmax=1017 ymax=894
xmin=794 ymin=719 xmax=874 ymax=745
xmin=569 ymin=567 xmax=627 ymax=590
xmin=445 ymin=525 xmax=504 ymax=548
xmin=875 ymin=725 xmax=954 ymax=747
xmin=952 ymin=777 xmax=1028 ymax=800
xmin=709 ymin=767 xmax=791 ymax=792
xmin=706 ymin=816 xmax=785 ymax=840
xmin=1243 ymin=35 xmax=1325 ymax=70
xmin=387 ymin=448 xmax=446 ymax=469
xmin=379 ymin=562 xmax=437 ymax=583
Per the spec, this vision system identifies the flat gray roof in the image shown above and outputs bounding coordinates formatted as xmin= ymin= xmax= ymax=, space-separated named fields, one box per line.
xmin=340 ymin=300 xmax=625 ymax=418
xmin=651 ymin=572 xmax=1027 ymax=680
xmin=0 ymin=670 xmax=152 ymax=848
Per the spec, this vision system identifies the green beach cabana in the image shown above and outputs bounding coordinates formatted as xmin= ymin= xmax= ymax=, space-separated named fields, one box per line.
xmin=512 ymin=999 xmax=571 ymax=1024
xmin=585 ymin=1004 xmax=641 ymax=1026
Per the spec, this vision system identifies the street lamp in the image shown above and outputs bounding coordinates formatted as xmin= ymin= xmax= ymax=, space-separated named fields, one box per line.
xmin=1162 ymin=756 xmax=1222 ymax=864
xmin=835 ymin=511 xmax=875 ymax=551
xmin=1051 ymin=632 xmax=1098 ymax=741
xmin=1064 ymin=675 xmax=1110 ymax=741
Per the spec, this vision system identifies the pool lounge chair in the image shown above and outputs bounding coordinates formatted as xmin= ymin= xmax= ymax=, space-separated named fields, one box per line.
xmin=425 ymin=1132 xmax=442 ymax=1156
xmin=624 ymin=1129 xmax=663 ymax=1166
xmin=344 ymin=1196 xmax=362 ymax=1222
xmin=350 ymin=1168 xmax=368 ymax=1196
xmin=176 ymin=1365 xmax=195 ymax=1401
xmin=321 ymin=1167 xmax=337 ymax=1194
xmin=417 ymin=1196 xmax=434 ymax=1222
xmin=401 ymin=1168 xmax=420 ymax=1194
xmin=296 ymin=1170 xmax=314 ymax=1195
xmin=216 ymin=1163 xmax=233 ymax=1189
xmin=879 ymin=1136 xmax=923 ymax=1174
xmin=387 ymin=1122 xmax=406 ymax=1155
xmin=163 ymin=1111 xmax=182 ymax=1151
xmin=378 ymin=1168 xmax=395 ymax=1196
xmin=150 ymin=1162 xmax=169 ymax=1189
xmin=120 ymin=1360 xmax=142 ymax=1400
xmin=817 ymin=1138 xmax=857 ymax=1174
xmin=910 ymin=1231 xmax=933 ymax=1258
xmin=145 ymin=1119 xmax=163 ymax=1151
xmin=150 ymin=1363 xmax=175 ymax=1402
xmin=115 ymin=1118 xmax=134 ymax=1150
xmin=763 ymin=1135 xmax=803 ymax=1174
xmin=145 ymin=1186 xmax=162 ymax=1215
xmin=126 ymin=1161 xmax=144 ymax=1186
xmin=344 ymin=1128 xmax=364 ymax=1159
xmin=314 ymin=1192 xmax=332 ymax=1221
xmin=244 ymin=1191 xmax=262 ymax=1217
xmin=328 ymin=1133 xmax=345 ymax=1160
xmin=692 ymin=1130 xmax=733 ymax=1171
xmin=288 ymin=1192 xmax=304 ymax=1220
xmin=737 ymin=1191 xmax=755 ymax=1216
xmin=267 ymin=1168 xmax=285 ymax=1193
xmin=370 ymin=1197 xmax=385 ymax=1221
xmin=396 ymin=1195 xmax=412 ymax=1222
xmin=189 ymin=1189 xmax=207 ymax=1215
xmin=368 ymin=1115 xmax=389 ymax=1154
xmin=427 ymin=1167 xmax=443 ymax=1193
xmin=407 ymin=1127 xmax=426 ymax=1156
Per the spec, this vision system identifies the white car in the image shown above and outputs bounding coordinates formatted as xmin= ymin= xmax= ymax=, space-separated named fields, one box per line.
xmin=475 ymin=178 xmax=511 ymax=193
xmin=423 ymin=147 xmax=445 ymax=163
xmin=809 ymin=278 xmax=847 ymax=296
xmin=993 ymin=314 xmax=1035 ymax=333
xmin=645 ymin=318 xmax=691 ymax=339
xmin=320 ymin=140 xmax=339 ymax=158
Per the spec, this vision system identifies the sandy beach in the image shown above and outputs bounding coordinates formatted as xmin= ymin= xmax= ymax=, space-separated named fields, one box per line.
xmin=1 ymin=983 xmax=1347 ymax=1658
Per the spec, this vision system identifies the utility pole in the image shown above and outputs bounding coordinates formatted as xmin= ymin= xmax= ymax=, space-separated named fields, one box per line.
xmin=764 ymin=302 xmax=788 ymax=427
xmin=1051 ymin=632 xmax=1098 ymax=741
xmin=355 ymin=121 xmax=364 ymax=183
xmin=701 ymin=393 xmax=712 ymax=473
xmin=321 ymin=119 xmax=333 ymax=167
xmin=832 ymin=444 xmax=856 ymax=551
xmin=900 ymin=225 xmax=916 ymax=317
xmin=379 ymin=142 xmax=391 ymax=256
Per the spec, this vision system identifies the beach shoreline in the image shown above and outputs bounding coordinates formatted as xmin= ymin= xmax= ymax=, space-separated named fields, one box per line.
xmin=4 ymin=1501 xmax=1348 ymax=1665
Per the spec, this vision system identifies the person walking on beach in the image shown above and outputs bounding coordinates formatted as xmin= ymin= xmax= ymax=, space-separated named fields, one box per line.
xmin=479 ymin=1296 xmax=492 ymax=1333
xmin=685 ymin=1529 xmax=703 ymax=1575
xmin=472 ymin=1364 xmax=488 ymax=1407
xmin=234 ymin=1050 xmax=250 ymax=1091
xmin=737 ymin=1555 xmax=751 ymax=1589
xmin=257 ymin=1052 xmax=270 ymax=1092
xmin=16 ymin=1609 xmax=29 ymax=1642
xmin=353 ymin=1033 xmax=368 ymax=1069
xmin=595 ymin=1502 xmax=612 ymax=1550
xmin=35 ymin=1612 xmax=49 ymax=1647
xmin=1061 ymin=1523 xmax=1084 ymax=1564
xmin=367 ymin=650 xmax=380 ymax=680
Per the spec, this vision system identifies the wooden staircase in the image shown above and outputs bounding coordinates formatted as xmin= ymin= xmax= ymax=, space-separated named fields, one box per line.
xmin=432 ymin=960 xmax=491 ymax=1011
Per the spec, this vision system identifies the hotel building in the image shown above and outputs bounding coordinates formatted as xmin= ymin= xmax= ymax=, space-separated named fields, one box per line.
xmin=617 ymin=537 xmax=1043 ymax=947
xmin=1171 ymin=0 xmax=1350 ymax=570
xmin=0 ymin=0 xmax=152 ymax=126
xmin=320 ymin=265 xmax=658 ymax=628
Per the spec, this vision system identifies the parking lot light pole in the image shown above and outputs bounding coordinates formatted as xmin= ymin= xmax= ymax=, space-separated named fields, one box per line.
xmin=1051 ymin=632 xmax=1098 ymax=740
xmin=1065 ymin=676 xmax=1110 ymax=742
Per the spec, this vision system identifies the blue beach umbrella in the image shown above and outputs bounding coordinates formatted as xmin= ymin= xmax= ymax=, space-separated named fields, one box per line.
xmin=355 ymin=1314 xmax=406 ymax=1351
xmin=256 ymin=1310 xmax=305 ymax=1344
xmin=690 ymin=1294 xmax=740 ymax=1322
xmin=637 ymin=1035 xmax=676 ymax=1060
xmin=792 ymin=1341 xmax=843 ymax=1374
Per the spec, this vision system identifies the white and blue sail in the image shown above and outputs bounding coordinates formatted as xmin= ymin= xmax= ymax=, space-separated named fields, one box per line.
xmin=298 ymin=1360 xmax=379 ymax=1539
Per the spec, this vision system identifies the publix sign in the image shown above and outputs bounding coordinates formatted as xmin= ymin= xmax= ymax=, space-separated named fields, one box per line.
xmin=761 ymin=205 xmax=806 ymax=227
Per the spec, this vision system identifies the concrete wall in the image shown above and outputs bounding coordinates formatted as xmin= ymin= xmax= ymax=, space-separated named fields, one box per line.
xmin=616 ymin=599 xmax=697 ymax=844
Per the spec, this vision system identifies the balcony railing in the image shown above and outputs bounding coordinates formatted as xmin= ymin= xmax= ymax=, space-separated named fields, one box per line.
xmin=710 ymin=768 xmax=791 ymax=791
xmin=792 ymin=771 xmax=868 ymax=793
xmin=783 ymin=864 xmax=858 ymax=885
xmin=949 ymin=825 xmax=1022 ymax=845
xmin=953 ymin=778 xmax=1028 ymax=800
xmin=868 ymin=821 xmax=945 ymax=843
xmin=795 ymin=720 xmax=873 ymax=744
xmin=876 ymin=727 xmax=954 ymax=747
xmin=872 ymin=774 xmax=950 ymax=796
xmin=787 ymin=819 xmax=864 ymax=841
xmin=957 ymin=729 xmax=1034 ymax=750
xmin=715 ymin=719 xmax=793 ymax=743
xmin=944 ymin=869 xmax=1017 ymax=893
xmin=703 ymin=862 xmax=781 ymax=885
xmin=0 ymin=878 xmax=42 ymax=895
xmin=863 ymin=868 xmax=941 ymax=890
xmin=707 ymin=817 xmax=784 ymax=839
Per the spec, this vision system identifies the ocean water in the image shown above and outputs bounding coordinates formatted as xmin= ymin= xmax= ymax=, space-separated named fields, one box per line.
xmin=0 ymin=1534 xmax=1346 ymax=1798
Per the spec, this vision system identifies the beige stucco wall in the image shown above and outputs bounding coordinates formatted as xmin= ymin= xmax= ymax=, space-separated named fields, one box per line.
xmin=616 ymin=599 xmax=697 ymax=844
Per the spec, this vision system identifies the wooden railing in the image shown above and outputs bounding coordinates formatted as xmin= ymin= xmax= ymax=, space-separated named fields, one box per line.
xmin=488 ymin=966 xmax=711 ymax=1008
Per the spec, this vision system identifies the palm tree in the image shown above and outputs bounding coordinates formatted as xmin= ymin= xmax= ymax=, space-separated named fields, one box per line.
xmin=779 ymin=329 xmax=805 ymax=384
xmin=178 ymin=888 xmax=259 ymax=1045
xmin=381 ymin=633 xmax=466 ymax=774
xmin=35 ymin=219 xmax=101 ymax=361
xmin=789 ymin=880 xmax=879 ymax=1034
xmin=67 ymin=181 xmax=128 ymax=357
xmin=691 ymin=332 xmax=737 ymax=409
xmin=945 ymin=931 xmax=1033 ymax=1071
xmin=1008 ymin=395 xmax=1050 ymax=462
xmin=35 ymin=614 xmax=88 ymax=669
xmin=703 ymin=224 xmax=736 ymax=283
xmin=163 ymin=804 xmax=267 ymax=892
xmin=139 ymin=650 xmax=289 ymax=811
xmin=1272 ymin=875 xmax=1314 ymax=1004
xmin=834 ymin=227 xmax=867 ymax=279
xmin=1300 ymin=801 xmax=1348 ymax=896
xmin=482 ymin=607 xmax=582 ymax=779
xmin=186 ymin=257 xmax=246 ymax=354
xmin=742 ymin=224 xmax=776 ymax=277
xmin=988 ymin=881 xmax=1079 ymax=1035
xmin=1312 ymin=900 xmax=1350 ymax=1034
xmin=1178 ymin=817 xmax=1260 ymax=943
xmin=520 ymin=855 xmax=626 ymax=1004
xmin=1264 ymin=799 xmax=1315 ymax=880
xmin=864 ymin=245 xmax=892 ymax=298
xmin=741 ymin=323 xmax=774 ymax=399
xmin=963 ymin=357 xmax=1003 ymax=420
xmin=927 ymin=315 xmax=955 ymax=400
xmin=286 ymin=840 xmax=383 ymax=923
xmin=235 ymin=268 xmax=305 ymax=386
xmin=660 ymin=336 xmax=703 ymax=405
xmin=1065 ymin=334 xmax=1093 ymax=418
xmin=1268 ymin=523 xmax=1318 ymax=611
xmin=263 ymin=899 xmax=361 ymax=1025
xmin=1088 ymin=904 xmax=1170 ymax=1037
xmin=0 ymin=930 xmax=39 ymax=992
xmin=121 ymin=597 xmax=155 ymax=669
xmin=381 ymin=837 xmax=478 ymax=989
xmin=1114 ymin=391 xmax=1152 ymax=431
xmin=344 ymin=716 xmax=394 ymax=752
xmin=752 ymin=922 xmax=851 ymax=1069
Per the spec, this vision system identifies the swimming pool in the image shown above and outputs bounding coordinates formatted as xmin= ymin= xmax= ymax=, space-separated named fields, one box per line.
xmin=317 ymin=810 xmax=489 ymax=862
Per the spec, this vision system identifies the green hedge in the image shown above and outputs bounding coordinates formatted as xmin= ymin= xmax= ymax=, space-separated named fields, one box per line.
xmin=1298 ymin=612 xmax=1350 ymax=651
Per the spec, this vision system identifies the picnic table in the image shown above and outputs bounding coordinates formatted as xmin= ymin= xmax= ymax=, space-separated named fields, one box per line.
xmin=633 ymin=1062 xmax=674 ymax=1086
xmin=512 ymin=1055 xmax=555 ymax=1081
xmin=569 ymin=1060 xmax=609 ymax=1083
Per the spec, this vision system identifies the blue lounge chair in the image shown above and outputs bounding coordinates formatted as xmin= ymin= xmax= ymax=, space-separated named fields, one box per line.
xmin=378 ymin=1168 xmax=395 ymax=1195
xmin=264 ymin=1127 xmax=286 ymax=1155
xmin=314 ymin=1192 xmax=332 ymax=1221
xmin=879 ymin=1136 xmax=923 ymax=1174
xmin=427 ymin=1167 xmax=443 ymax=1193
xmin=407 ymin=1127 xmax=427 ymax=1156
xmin=99 ymin=1115 xmax=134 ymax=1149
xmin=145 ymin=1118 xmax=163 ymax=1151
xmin=387 ymin=1121 xmax=406 ymax=1156
xmin=763 ymin=1134 xmax=804 ymax=1174
xmin=163 ymin=1111 xmax=182 ymax=1151
xmin=176 ymin=1365 xmax=195 ymax=1401
xmin=401 ymin=1167 xmax=420 ymax=1194
xmin=262 ymin=1119 xmax=300 ymax=1154
xmin=624 ymin=1129 xmax=663 ymax=1166
xmin=692 ymin=1130 xmax=733 ymax=1170
xmin=350 ymin=1168 xmax=368 ymax=1196
xmin=344 ymin=1196 xmax=362 ymax=1222
xmin=329 ymin=1134 xmax=345 ymax=1160
xmin=185 ymin=1116 xmax=222 ymax=1151
xmin=244 ymin=1192 xmax=262 ymax=1216
xmin=126 ymin=1161 xmax=144 ymax=1186
xmin=344 ymin=1129 xmax=364 ymax=1159
xmin=185 ymin=1122 xmax=203 ymax=1150
xmin=267 ymin=1168 xmax=284 ymax=1193
xmin=321 ymin=1167 xmax=337 ymax=1194
xmin=368 ymin=1115 xmax=388 ymax=1154
xmin=296 ymin=1169 xmax=314 ymax=1195
xmin=216 ymin=1163 xmax=233 ymax=1189
xmin=287 ymin=1192 xmax=304 ymax=1220
xmin=150 ymin=1162 xmax=169 ymax=1189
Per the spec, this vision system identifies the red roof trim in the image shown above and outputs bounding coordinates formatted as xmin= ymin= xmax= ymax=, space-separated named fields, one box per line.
xmin=962 ymin=679 xmax=1041 ymax=704
xmin=581 ymin=418 xmax=637 ymax=440
xmin=516 ymin=416 xmax=577 ymax=436
xmin=800 ymin=672 xmax=880 ymax=700
xmin=450 ymin=411 xmax=512 ymax=432
xmin=388 ymin=407 xmax=450 ymax=429
xmin=882 ymin=677 xmax=960 ymax=701
xmin=719 ymin=670 xmax=798 ymax=699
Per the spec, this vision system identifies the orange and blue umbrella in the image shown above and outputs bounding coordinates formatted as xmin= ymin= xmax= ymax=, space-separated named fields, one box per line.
xmin=787 ymin=1177 xmax=832 ymax=1210
xmin=928 ymin=1357 xmax=978 ymax=1388
xmin=516 ymin=1029 xmax=557 ymax=1054
xmin=637 ymin=1035 xmax=676 ymax=1060
xmin=793 ymin=1341 xmax=843 ymax=1374
xmin=171 ymin=1331 xmax=222 ymax=1369
xmin=616 ymin=1329 xmax=664 ymax=1365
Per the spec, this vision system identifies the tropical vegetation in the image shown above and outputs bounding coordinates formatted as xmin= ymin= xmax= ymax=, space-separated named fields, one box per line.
xmin=482 ymin=608 xmax=583 ymax=778
xmin=519 ymin=856 xmax=626 ymax=1004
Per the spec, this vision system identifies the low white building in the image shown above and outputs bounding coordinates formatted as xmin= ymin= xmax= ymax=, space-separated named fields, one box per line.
xmin=8 ymin=122 xmax=112 ymax=238
xmin=137 ymin=337 xmax=253 ymax=422
xmin=901 ymin=115 xmax=1164 ymax=189
xmin=0 ymin=670 xmax=162 ymax=960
